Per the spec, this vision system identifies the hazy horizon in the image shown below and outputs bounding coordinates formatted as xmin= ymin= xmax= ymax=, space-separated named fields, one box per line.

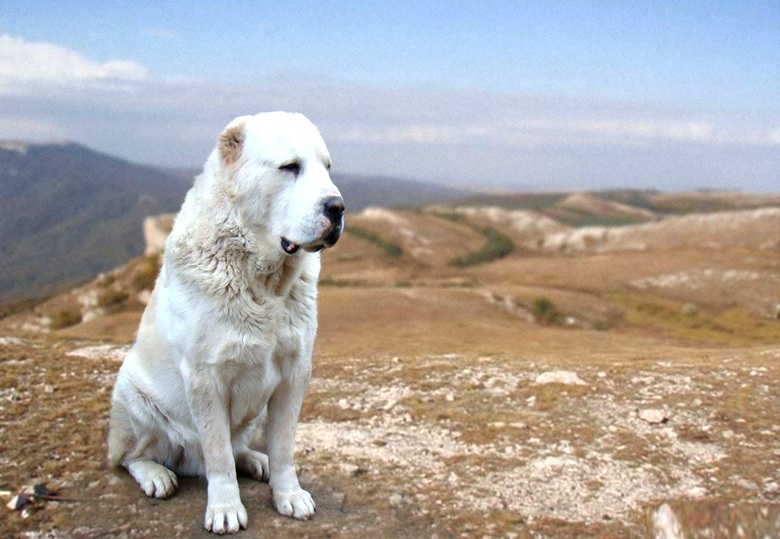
xmin=1 ymin=1 xmax=778 ymax=192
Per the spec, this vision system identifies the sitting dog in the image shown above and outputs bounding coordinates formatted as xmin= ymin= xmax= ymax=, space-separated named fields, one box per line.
xmin=108 ymin=112 xmax=344 ymax=534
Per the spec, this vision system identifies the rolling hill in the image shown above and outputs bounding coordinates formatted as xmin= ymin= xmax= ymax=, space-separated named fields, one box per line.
xmin=0 ymin=142 xmax=471 ymax=303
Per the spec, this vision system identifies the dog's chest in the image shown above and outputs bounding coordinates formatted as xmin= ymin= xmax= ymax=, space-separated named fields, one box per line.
xmin=224 ymin=269 xmax=316 ymax=359
xmin=222 ymin=281 xmax=316 ymax=429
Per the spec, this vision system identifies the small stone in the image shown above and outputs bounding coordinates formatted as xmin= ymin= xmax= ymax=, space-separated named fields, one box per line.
xmin=339 ymin=464 xmax=368 ymax=477
xmin=687 ymin=486 xmax=707 ymax=497
xmin=445 ymin=393 xmax=455 ymax=402
xmin=638 ymin=408 xmax=671 ymax=424
xmin=137 ymin=290 xmax=152 ymax=305
xmin=44 ymin=385 xmax=54 ymax=394
xmin=389 ymin=494 xmax=403 ymax=507
xmin=7 ymin=494 xmax=30 ymax=510
xmin=652 ymin=503 xmax=684 ymax=539
xmin=534 ymin=371 xmax=587 ymax=386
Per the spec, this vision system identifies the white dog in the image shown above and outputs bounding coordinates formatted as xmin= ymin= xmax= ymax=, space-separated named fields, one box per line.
xmin=108 ymin=112 xmax=344 ymax=534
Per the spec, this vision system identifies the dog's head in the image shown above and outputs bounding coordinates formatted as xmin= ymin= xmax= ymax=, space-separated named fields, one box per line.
xmin=217 ymin=112 xmax=344 ymax=255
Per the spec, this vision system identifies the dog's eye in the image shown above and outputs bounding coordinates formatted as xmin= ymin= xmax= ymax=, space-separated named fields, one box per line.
xmin=279 ymin=161 xmax=301 ymax=175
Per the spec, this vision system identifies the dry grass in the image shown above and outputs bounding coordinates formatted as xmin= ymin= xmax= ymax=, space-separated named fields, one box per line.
xmin=607 ymin=292 xmax=780 ymax=346
xmin=48 ymin=306 xmax=82 ymax=329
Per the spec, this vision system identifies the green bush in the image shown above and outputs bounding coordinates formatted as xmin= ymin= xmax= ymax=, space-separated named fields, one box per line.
xmin=449 ymin=227 xmax=514 ymax=267
xmin=345 ymin=227 xmax=403 ymax=258
xmin=427 ymin=211 xmax=514 ymax=267
xmin=429 ymin=211 xmax=465 ymax=224
xmin=531 ymin=297 xmax=565 ymax=325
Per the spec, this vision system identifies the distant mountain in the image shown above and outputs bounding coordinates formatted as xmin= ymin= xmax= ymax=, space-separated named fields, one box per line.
xmin=331 ymin=173 xmax=471 ymax=211
xmin=0 ymin=142 xmax=192 ymax=303
xmin=0 ymin=142 xmax=473 ymax=303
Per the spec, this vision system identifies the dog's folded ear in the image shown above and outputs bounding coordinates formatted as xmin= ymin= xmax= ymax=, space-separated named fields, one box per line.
xmin=218 ymin=118 xmax=247 ymax=166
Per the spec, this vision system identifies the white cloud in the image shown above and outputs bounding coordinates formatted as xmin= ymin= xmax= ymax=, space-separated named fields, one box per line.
xmin=332 ymin=124 xmax=492 ymax=145
xmin=575 ymin=119 xmax=715 ymax=142
xmin=0 ymin=40 xmax=776 ymax=190
xmin=0 ymin=115 xmax=66 ymax=140
xmin=0 ymin=34 xmax=148 ymax=89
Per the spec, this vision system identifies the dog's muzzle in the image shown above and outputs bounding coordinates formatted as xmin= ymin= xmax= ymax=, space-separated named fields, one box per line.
xmin=281 ymin=196 xmax=345 ymax=255
xmin=322 ymin=195 xmax=345 ymax=247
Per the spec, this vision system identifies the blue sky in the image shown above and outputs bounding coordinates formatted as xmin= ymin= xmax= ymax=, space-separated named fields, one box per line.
xmin=1 ymin=1 xmax=778 ymax=191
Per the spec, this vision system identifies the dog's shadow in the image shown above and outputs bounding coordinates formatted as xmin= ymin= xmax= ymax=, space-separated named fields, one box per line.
xmin=109 ymin=471 xmax=352 ymax=535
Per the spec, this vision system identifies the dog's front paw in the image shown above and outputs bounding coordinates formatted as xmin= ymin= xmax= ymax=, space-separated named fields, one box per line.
xmin=204 ymin=501 xmax=248 ymax=535
xmin=273 ymin=488 xmax=315 ymax=520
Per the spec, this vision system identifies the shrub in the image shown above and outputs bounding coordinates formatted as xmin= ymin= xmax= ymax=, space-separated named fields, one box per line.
xmin=134 ymin=255 xmax=161 ymax=290
xmin=50 ymin=306 xmax=82 ymax=329
xmin=427 ymin=211 xmax=514 ymax=267
xmin=531 ymin=297 xmax=565 ymax=325
xmin=449 ymin=227 xmax=514 ymax=267
xmin=430 ymin=211 xmax=465 ymax=224
xmin=345 ymin=227 xmax=403 ymax=258
xmin=97 ymin=288 xmax=129 ymax=309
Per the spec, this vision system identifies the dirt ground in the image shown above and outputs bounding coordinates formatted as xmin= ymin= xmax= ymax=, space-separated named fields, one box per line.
xmin=1 ymin=208 xmax=779 ymax=538
xmin=2 ymin=287 xmax=779 ymax=538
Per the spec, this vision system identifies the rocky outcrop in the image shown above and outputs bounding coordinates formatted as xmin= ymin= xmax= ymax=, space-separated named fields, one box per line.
xmin=542 ymin=208 xmax=780 ymax=253
xmin=143 ymin=214 xmax=175 ymax=256
xmin=428 ymin=205 xmax=571 ymax=249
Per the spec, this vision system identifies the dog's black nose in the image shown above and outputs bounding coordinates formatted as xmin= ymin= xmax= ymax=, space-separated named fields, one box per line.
xmin=323 ymin=196 xmax=345 ymax=223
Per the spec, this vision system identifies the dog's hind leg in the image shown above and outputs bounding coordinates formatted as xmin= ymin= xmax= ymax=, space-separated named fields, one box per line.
xmin=235 ymin=415 xmax=270 ymax=482
xmin=108 ymin=376 xmax=179 ymax=499
xmin=126 ymin=460 xmax=178 ymax=499
xmin=235 ymin=448 xmax=269 ymax=482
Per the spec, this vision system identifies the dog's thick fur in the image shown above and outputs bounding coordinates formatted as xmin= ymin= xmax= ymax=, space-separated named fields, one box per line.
xmin=108 ymin=112 xmax=343 ymax=534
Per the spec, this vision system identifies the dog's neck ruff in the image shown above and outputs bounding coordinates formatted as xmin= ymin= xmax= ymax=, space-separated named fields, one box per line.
xmin=168 ymin=206 xmax=310 ymax=301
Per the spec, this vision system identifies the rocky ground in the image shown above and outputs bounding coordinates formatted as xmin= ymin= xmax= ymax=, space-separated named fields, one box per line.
xmin=2 ymin=321 xmax=779 ymax=538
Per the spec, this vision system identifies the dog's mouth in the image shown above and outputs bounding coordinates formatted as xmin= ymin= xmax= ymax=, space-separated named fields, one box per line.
xmin=281 ymin=228 xmax=342 ymax=255
xmin=280 ymin=237 xmax=301 ymax=254
xmin=280 ymin=237 xmax=328 ymax=255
